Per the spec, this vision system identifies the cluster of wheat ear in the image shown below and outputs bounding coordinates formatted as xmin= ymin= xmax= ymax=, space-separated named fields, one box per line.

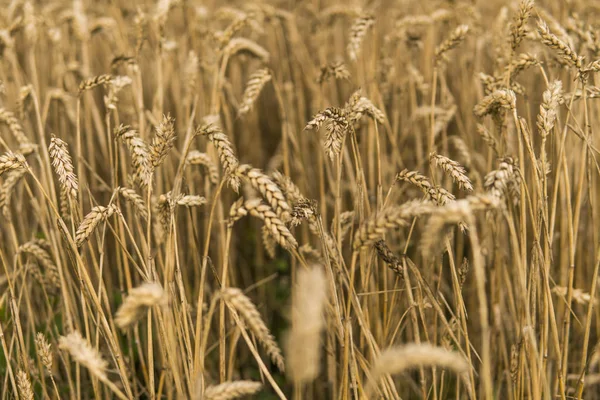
xmin=3 ymin=0 xmax=600 ymax=399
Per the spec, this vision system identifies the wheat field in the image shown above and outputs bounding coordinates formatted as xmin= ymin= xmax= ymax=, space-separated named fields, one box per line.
xmin=1 ymin=0 xmax=600 ymax=399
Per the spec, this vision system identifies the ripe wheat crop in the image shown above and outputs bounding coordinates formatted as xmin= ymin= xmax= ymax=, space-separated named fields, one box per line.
xmin=2 ymin=1 xmax=600 ymax=399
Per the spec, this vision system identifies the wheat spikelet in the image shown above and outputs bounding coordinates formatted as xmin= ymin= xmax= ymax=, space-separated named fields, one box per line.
xmin=115 ymin=282 xmax=168 ymax=329
xmin=183 ymin=50 xmax=199 ymax=93
xmin=228 ymin=197 xmax=247 ymax=226
xmin=58 ymin=331 xmax=108 ymax=380
xmin=510 ymin=0 xmax=534 ymax=50
xmin=0 ymin=108 xmax=29 ymax=144
xmin=366 ymin=344 xmax=470 ymax=396
xmin=236 ymin=164 xmax=291 ymax=222
xmin=271 ymin=171 xmax=306 ymax=205
xmin=0 ymin=167 xmax=26 ymax=216
xmin=176 ymin=195 xmax=207 ymax=207
xmin=186 ymin=150 xmax=219 ymax=184
xmin=117 ymin=187 xmax=148 ymax=220
xmin=505 ymin=53 xmax=539 ymax=78
xmin=347 ymin=13 xmax=374 ymax=61
xmin=18 ymin=241 xmax=60 ymax=289
xmin=435 ymin=25 xmax=469 ymax=65
xmin=510 ymin=343 xmax=521 ymax=383
xmin=244 ymin=198 xmax=297 ymax=250
xmin=458 ymin=258 xmax=470 ymax=287
xmin=150 ymin=114 xmax=176 ymax=169
xmin=78 ymin=74 xmax=113 ymax=94
xmin=222 ymin=38 xmax=269 ymax=62
xmin=552 ymin=286 xmax=593 ymax=305
xmin=353 ymin=200 xmax=428 ymax=249
xmin=476 ymin=124 xmax=499 ymax=154
xmin=429 ymin=152 xmax=473 ymax=191
xmin=215 ymin=15 xmax=250 ymax=48
xmin=203 ymin=380 xmax=262 ymax=400
xmin=35 ymin=333 xmax=53 ymax=374
xmin=104 ymin=75 xmax=132 ymax=110
xmin=0 ymin=151 xmax=27 ymax=176
xmin=374 ymin=239 xmax=404 ymax=279
xmin=114 ymin=125 xmax=152 ymax=186
xmin=49 ymin=135 xmax=78 ymax=200
xmin=396 ymin=169 xmax=456 ymax=205
xmin=317 ymin=61 xmax=350 ymax=83
xmin=473 ymin=89 xmax=517 ymax=118
xmin=305 ymin=107 xmax=349 ymax=160
xmin=238 ymin=68 xmax=271 ymax=116
xmin=221 ymin=287 xmax=285 ymax=372
xmin=17 ymin=370 xmax=34 ymax=400
xmin=537 ymin=80 xmax=563 ymax=138
xmin=75 ymin=205 xmax=118 ymax=246
xmin=290 ymin=198 xmax=318 ymax=227
xmin=197 ymin=122 xmax=241 ymax=192
xmin=537 ymin=19 xmax=583 ymax=72
xmin=262 ymin=225 xmax=277 ymax=258
xmin=448 ymin=136 xmax=472 ymax=168
xmin=285 ymin=265 xmax=327 ymax=383
xmin=347 ymin=96 xmax=386 ymax=124
xmin=485 ymin=157 xmax=520 ymax=202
